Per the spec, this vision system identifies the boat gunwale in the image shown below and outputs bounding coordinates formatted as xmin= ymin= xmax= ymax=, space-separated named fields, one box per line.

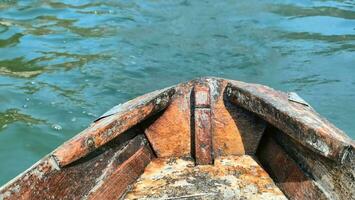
xmin=225 ymin=79 xmax=354 ymax=164
xmin=0 ymin=77 xmax=353 ymax=199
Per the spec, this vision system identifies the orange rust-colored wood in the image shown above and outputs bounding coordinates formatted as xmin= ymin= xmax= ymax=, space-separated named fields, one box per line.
xmin=257 ymin=133 xmax=327 ymax=200
xmin=52 ymin=87 xmax=174 ymax=167
xmin=211 ymin=80 xmax=245 ymax=156
xmin=210 ymin=80 xmax=266 ymax=156
xmin=87 ymin=146 xmax=154 ymax=200
xmin=124 ymin=156 xmax=287 ymax=200
xmin=145 ymin=84 xmax=192 ymax=157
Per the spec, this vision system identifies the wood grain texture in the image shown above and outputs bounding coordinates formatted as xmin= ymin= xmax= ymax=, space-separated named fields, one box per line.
xmin=145 ymin=83 xmax=192 ymax=157
xmin=194 ymin=84 xmax=211 ymax=108
xmin=87 ymin=144 xmax=154 ymax=200
xmin=194 ymin=109 xmax=212 ymax=165
xmin=257 ymin=130 xmax=328 ymax=200
xmin=226 ymin=80 xmax=353 ymax=163
xmin=124 ymin=156 xmax=287 ymax=200
xmin=208 ymin=79 xmax=266 ymax=156
xmin=272 ymin=128 xmax=355 ymax=200
xmin=0 ymin=132 xmax=151 ymax=200
xmin=52 ymin=87 xmax=174 ymax=167
xmin=193 ymin=84 xmax=213 ymax=165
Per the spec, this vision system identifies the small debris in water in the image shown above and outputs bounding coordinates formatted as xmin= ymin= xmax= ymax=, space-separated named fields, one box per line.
xmin=71 ymin=117 xmax=77 ymax=122
xmin=23 ymin=104 xmax=28 ymax=108
xmin=25 ymin=98 xmax=30 ymax=101
xmin=52 ymin=124 xmax=62 ymax=131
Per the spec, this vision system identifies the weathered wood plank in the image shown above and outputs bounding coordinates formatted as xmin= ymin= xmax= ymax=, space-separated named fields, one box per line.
xmin=145 ymin=83 xmax=192 ymax=157
xmin=87 ymin=143 xmax=154 ymax=199
xmin=0 ymin=130 xmax=150 ymax=200
xmin=124 ymin=156 xmax=287 ymax=200
xmin=193 ymin=84 xmax=213 ymax=165
xmin=194 ymin=109 xmax=212 ymax=165
xmin=52 ymin=87 xmax=175 ymax=167
xmin=257 ymin=130 xmax=328 ymax=200
xmin=226 ymin=80 xmax=353 ymax=163
xmin=272 ymin=128 xmax=355 ymax=200
xmin=194 ymin=84 xmax=211 ymax=108
xmin=208 ymin=79 xmax=266 ymax=156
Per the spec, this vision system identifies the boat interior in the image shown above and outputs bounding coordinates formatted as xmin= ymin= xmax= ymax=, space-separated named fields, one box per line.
xmin=0 ymin=78 xmax=353 ymax=200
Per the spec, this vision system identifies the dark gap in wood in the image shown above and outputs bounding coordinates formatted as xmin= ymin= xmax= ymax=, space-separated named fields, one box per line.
xmin=190 ymin=87 xmax=196 ymax=162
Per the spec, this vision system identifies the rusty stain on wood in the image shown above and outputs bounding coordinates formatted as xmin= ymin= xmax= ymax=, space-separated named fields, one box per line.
xmin=52 ymin=87 xmax=174 ymax=167
xmin=193 ymin=84 xmax=213 ymax=165
xmin=144 ymin=84 xmax=192 ymax=157
xmin=124 ymin=156 xmax=287 ymax=200
xmin=209 ymin=79 xmax=266 ymax=156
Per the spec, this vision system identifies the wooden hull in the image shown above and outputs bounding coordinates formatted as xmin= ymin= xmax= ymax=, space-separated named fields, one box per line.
xmin=0 ymin=77 xmax=353 ymax=200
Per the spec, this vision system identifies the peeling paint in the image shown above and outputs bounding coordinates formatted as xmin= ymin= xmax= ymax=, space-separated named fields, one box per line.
xmin=124 ymin=156 xmax=286 ymax=200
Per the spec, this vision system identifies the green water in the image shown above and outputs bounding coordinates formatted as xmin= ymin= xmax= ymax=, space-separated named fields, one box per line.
xmin=0 ymin=0 xmax=354 ymax=185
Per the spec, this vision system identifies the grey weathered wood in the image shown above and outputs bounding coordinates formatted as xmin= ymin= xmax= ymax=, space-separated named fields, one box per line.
xmin=226 ymin=80 xmax=353 ymax=163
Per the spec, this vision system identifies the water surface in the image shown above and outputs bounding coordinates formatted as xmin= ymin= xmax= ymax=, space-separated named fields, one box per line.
xmin=0 ymin=0 xmax=354 ymax=185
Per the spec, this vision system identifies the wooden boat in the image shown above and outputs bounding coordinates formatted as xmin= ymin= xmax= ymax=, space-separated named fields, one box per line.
xmin=0 ymin=77 xmax=353 ymax=200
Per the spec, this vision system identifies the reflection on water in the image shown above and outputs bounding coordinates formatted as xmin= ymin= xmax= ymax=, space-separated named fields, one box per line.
xmin=269 ymin=3 xmax=355 ymax=19
xmin=0 ymin=57 xmax=46 ymax=78
xmin=0 ymin=108 xmax=45 ymax=131
xmin=0 ymin=0 xmax=354 ymax=184
xmin=0 ymin=33 xmax=23 ymax=47
xmin=281 ymin=75 xmax=341 ymax=91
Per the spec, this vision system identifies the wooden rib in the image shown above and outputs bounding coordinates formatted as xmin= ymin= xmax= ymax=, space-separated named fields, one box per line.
xmin=208 ymin=79 xmax=266 ymax=156
xmin=0 ymin=133 xmax=151 ymax=200
xmin=226 ymin=80 xmax=353 ymax=163
xmin=144 ymin=83 xmax=192 ymax=157
xmin=194 ymin=84 xmax=213 ymax=165
xmin=52 ymin=87 xmax=175 ymax=167
xmin=194 ymin=109 xmax=212 ymax=165
xmin=87 ymin=144 xmax=154 ymax=200
xmin=257 ymin=132 xmax=328 ymax=200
